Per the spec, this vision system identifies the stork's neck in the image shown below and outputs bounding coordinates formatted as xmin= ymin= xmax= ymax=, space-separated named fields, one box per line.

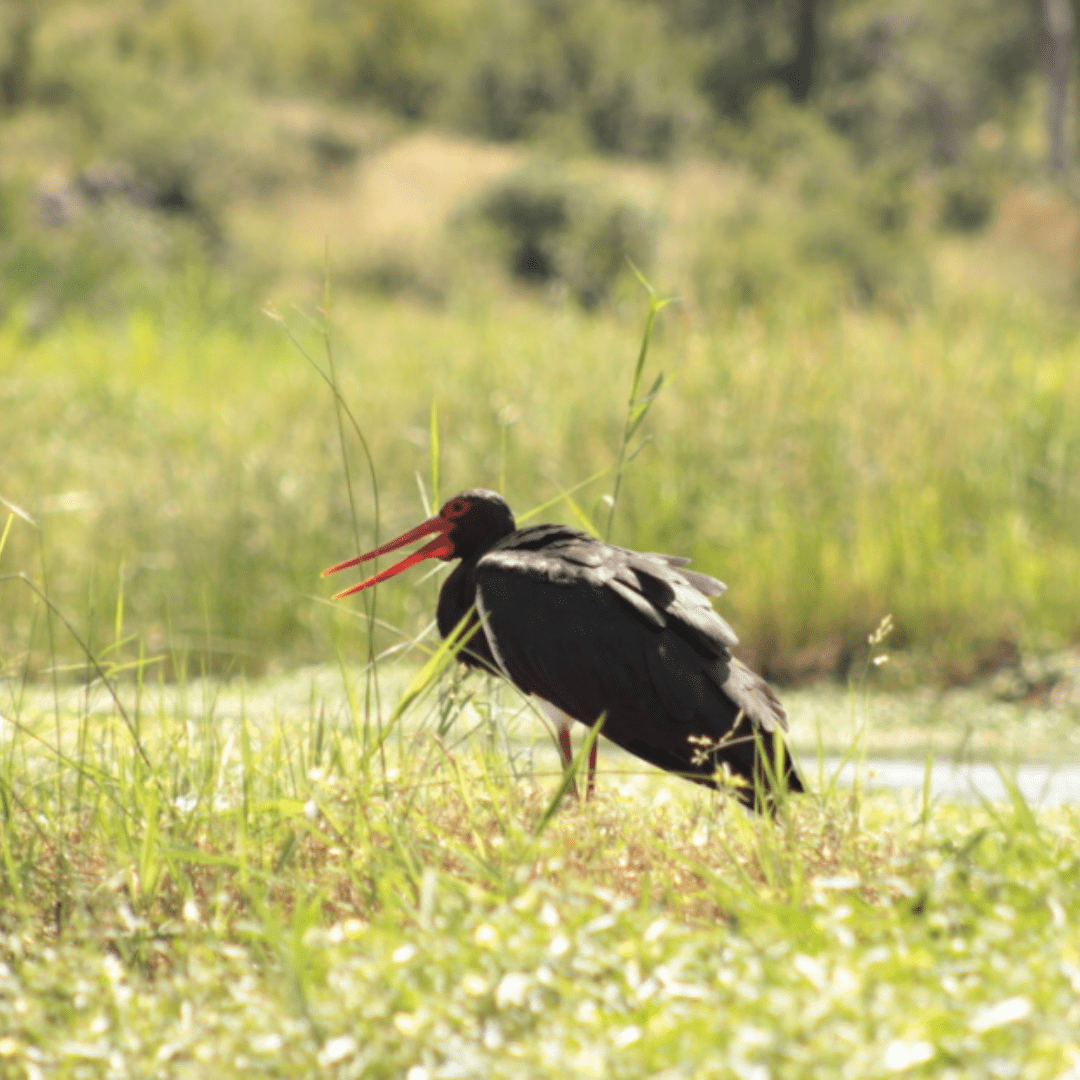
xmin=436 ymin=555 xmax=502 ymax=675
xmin=436 ymin=556 xmax=481 ymax=640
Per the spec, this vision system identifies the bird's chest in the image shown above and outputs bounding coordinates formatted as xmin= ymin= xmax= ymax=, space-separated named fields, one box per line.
xmin=437 ymin=561 xmax=500 ymax=672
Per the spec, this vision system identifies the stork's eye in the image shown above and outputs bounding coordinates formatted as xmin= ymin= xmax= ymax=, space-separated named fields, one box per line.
xmin=444 ymin=499 xmax=469 ymax=520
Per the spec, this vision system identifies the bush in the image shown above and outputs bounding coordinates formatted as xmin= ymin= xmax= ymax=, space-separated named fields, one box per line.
xmin=297 ymin=0 xmax=465 ymax=119
xmin=584 ymin=69 xmax=690 ymax=160
xmin=464 ymin=165 xmax=655 ymax=308
xmin=938 ymin=169 xmax=995 ymax=233
xmin=819 ymin=0 xmax=1038 ymax=165
xmin=0 ymin=33 xmax=302 ymax=326
xmin=693 ymin=100 xmax=927 ymax=314
xmin=343 ymin=247 xmax=449 ymax=306
xmin=450 ymin=0 xmax=700 ymax=159
xmin=693 ymin=190 xmax=926 ymax=316
xmin=0 ymin=164 xmax=278 ymax=333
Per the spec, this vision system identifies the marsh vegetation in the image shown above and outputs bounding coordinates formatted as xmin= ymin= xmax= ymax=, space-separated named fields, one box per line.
xmin=2 ymin=1 xmax=1080 ymax=1074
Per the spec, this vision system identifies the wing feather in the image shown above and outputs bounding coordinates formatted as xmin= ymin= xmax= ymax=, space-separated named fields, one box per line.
xmin=487 ymin=530 xmax=738 ymax=654
xmin=473 ymin=545 xmax=800 ymax=802
xmin=644 ymin=553 xmax=727 ymax=596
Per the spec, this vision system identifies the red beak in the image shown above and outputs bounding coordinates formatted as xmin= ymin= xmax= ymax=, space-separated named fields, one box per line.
xmin=323 ymin=514 xmax=455 ymax=599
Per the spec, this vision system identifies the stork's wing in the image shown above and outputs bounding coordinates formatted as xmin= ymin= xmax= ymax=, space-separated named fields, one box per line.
xmin=644 ymin=553 xmax=728 ymax=597
xmin=482 ymin=527 xmax=741 ymax=657
xmin=473 ymin=538 xmax=800 ymax=803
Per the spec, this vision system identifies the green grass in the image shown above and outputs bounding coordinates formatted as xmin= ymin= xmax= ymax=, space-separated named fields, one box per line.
xmin=3 ymin=19 xmax=1078 ymax=678
xmin=2 ymin=277 xmax=1078 ymax=677
xmin=4 ymin=9 xmax=1080 ymax=1072
xmin=3 ymin=278 xmax=1076 ymax=1074
xmin=1 ymin=660 xmax=1079 ymax=1078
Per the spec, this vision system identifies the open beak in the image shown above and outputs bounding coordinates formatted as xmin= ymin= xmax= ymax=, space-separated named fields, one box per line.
xmin=323 ymin=515 xmax=455 ymax=599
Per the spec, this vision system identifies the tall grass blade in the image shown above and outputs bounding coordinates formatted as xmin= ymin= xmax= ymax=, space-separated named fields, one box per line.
xmin=0 ymin=496 xmax=35 ymax=527
xmin=919 ymin=749 xmax=934 ymax=831
xmin=518 ymin=466 xmax=612 ymax=523
xmin=276 ymin=269 xmax=387 ymax=769
xmin=368 ymin=608 xmax=483 ymax=762
xmin=430 ymin=398 xmax=441 ymax=510
xmin=113 ymin=560 xmax=125 ymax=650
xmin=0 ymin=512 xmax=15 ymax=563
xmin=14 ymin=573 xmax=154 ymax=772
xmin=992 ymin=760 xmax=1044 ymax=844
xmin=605 ymin=275 xmax=672 ymax=542
xmin=559 ymin=491 xmax=600 ymax=536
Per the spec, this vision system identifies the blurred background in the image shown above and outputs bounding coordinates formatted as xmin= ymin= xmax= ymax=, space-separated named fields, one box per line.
xmin=1 ymin=0 xmax=1078 ymax=690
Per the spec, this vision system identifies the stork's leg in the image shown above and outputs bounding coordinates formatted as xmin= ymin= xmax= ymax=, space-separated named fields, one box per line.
xmin=557 ymin=717 xmax=598 ymax=800
xmin=540 ymin=700 xmax=595 ymax=800
xmin=556 ymin=720 xmax=574 ymax=770
xmin=555 ymin=718 xmax=580 ymax=799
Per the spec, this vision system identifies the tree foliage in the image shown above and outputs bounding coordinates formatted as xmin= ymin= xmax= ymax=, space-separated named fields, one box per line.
xmin=0 ymin=0 xmax=1055 ymax=167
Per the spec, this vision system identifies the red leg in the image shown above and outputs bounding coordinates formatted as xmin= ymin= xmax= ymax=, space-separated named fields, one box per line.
xmin=556 ymin=723 xmax=573 ymax=768
xmin=557 ymin=722 xmax=580 ymax=799
xmin=586 ymin=737 xmax=598 ymax=800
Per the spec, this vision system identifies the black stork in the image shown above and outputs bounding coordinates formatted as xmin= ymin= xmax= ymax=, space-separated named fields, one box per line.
xmin=324 ymin=489 xmax=803 ymax=809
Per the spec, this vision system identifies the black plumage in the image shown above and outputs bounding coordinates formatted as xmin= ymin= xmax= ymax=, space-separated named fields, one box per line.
xmin=328 ymin=488 xmax=803 ymax=808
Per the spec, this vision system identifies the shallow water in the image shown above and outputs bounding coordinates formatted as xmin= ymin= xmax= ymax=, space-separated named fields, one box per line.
xmin=530 ymin=741 xmax=1080 ymax=806
xmin=8 ymin=666 xmax=1080 ymax=805
xmin=819 ymin=757 xmax=1080 ymax=807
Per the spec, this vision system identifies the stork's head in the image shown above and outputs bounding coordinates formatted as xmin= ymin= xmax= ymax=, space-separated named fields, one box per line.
xmin=323 ymin=489 xmax=515 ymax=598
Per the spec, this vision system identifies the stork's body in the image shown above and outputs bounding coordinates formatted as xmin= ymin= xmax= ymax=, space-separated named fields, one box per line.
xmin=326 ymin=490 xmax=802 ymax=807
